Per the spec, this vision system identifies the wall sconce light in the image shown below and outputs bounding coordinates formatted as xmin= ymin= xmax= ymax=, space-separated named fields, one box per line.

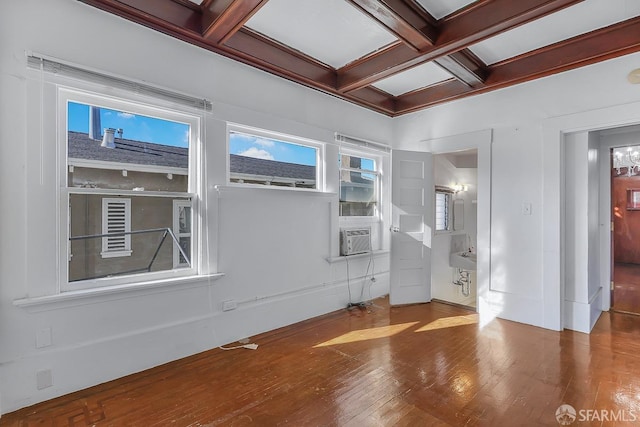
xmin=452 ymin=183 xmax=468 ymax=193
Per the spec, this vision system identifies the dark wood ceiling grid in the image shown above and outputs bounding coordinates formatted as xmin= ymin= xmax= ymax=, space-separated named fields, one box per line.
xmin=77 ymin=0 xmax=640 ymax=116
xmin=336 ymin=0 xmax=586 ymax=91
xmin=394 ymin=16 xmax=640 ymax=114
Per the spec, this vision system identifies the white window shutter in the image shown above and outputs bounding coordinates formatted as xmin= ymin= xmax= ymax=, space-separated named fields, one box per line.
xmin=101 ymin=198 xmax=132 ymax=258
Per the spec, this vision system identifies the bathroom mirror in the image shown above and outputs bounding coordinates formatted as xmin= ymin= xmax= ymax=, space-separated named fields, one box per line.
xmin=453 ymin=199 xmax=464 ymax=231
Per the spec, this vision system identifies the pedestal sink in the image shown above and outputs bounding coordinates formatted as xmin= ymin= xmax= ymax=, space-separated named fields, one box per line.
xmin=449 ymin=251 xmax=477 ymax=270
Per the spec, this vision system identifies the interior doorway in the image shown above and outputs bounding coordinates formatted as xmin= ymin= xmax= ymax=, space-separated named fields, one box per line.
xmin=431 ymin=150 xmax=478 ymax=309
xmin=610 ymin=145 xmax=640 ymax=315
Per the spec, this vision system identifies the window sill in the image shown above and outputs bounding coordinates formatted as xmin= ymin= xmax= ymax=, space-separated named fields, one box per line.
xmin=216 ymin=184 xmax=336 ymax=198
xmin=339 ymin=216 xmax=381 ymax=223
xmin=13 ymin=273 xmax=225 ymax=313
xmin=326 ymin=250 xmax=389 ymax=263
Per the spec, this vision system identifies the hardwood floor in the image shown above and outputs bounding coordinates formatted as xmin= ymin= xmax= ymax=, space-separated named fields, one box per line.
xmin=3 ymin=298 xmax=640 ymax=426
xmin=613 ymin=262 xmax=640 ymax=315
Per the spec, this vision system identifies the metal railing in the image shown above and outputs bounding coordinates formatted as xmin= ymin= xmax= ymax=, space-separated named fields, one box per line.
xmin=69 ymin=227 xmax=190 ymax=281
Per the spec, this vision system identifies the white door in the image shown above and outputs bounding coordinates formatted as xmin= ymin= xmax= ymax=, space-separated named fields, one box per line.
xmin=390 ymin=150 xmax=433 ymax=305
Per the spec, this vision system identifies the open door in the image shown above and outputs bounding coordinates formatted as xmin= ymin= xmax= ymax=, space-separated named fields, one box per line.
xmin=390 ymin=150 xmax=433 ymax=305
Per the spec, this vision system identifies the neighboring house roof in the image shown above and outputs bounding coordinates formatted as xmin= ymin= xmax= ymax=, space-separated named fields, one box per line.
xmin=68 ymin=131 xmax=188 ymax=169
xmin=68 ymin=131 xmax=315 ymax=181
xmin=229 ymin=154 xmax=315 ymax=181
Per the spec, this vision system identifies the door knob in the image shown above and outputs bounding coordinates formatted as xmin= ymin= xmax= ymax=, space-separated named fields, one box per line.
xmin=390 ymin=226 xmax=400 ymax=233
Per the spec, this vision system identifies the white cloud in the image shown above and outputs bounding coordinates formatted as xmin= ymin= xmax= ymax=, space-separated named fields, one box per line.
xmin=117 ymin=112 xmax=136 ymax=119
xmin=239 ymin=147 xmax=274 ymax=160
xmin=253 ymin=137 xmax=275 ymax=148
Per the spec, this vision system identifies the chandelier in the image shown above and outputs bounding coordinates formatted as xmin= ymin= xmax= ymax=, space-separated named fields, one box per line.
xmin=613 ymin=146 xmax=640 ymax=176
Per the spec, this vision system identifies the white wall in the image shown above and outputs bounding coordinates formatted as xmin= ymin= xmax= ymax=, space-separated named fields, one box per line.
xmin=0 ymin=0 xmax=392 ymax=414
xmin=393 ymin=51 xmax=640 ymax=330
xmin=431 ymin=154 xmax=478 ymax=306
xmin=564 ymin=132 xmax=602 ymax=333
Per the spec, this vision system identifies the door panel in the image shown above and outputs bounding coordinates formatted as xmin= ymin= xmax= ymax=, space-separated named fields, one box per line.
xmin=390 ymin=150 xmax=433 ymax=305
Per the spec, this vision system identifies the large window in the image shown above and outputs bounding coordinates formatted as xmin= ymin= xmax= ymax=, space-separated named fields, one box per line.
xmin=228 ymin=128 xmax=321 ymax=189
xmin=340 ymin=153 xmax=379 ymax=217
xmin=62 ymin=89 xmax=200 ymax=290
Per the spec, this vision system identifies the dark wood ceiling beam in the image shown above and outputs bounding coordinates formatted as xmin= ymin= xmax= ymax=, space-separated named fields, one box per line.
xmin=433 ymin=49 xmax=487 ymax=87
xmin=395 ymin=16 xmax=640 ymax=115
xmin=346 ymin=0 xmax=438 ymax=51
xmin=338 ymin=0 xmax=585 ymax=92
xmin=395 ymin=79 xmax=471 ymax=113
xmin=486 ymin=16 xmax=640 ymax=87
xmin=202 ymin=0 xmax=268 ymax=44
xmin=344 ymin=87 xmax=397 ymax=115
xmin=223 ymin=29 xmax=337 ymax=90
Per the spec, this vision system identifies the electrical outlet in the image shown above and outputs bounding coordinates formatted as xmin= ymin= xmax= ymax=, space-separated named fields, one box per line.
xmin=36 ymin=369 xmax=53 ymax=390
xmin=222 ymin=300 xmax=237 ymax=311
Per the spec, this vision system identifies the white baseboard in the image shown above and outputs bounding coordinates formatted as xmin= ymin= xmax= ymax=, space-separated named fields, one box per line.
xmin=564 ymin=287 xmax=603 ymax=333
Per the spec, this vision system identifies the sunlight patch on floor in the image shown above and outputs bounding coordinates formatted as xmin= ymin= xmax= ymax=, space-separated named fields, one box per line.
xmin=415 ymin=314 xmax=479 ymax=332
xmin=313 ymin=322 xmax=419 ymax=347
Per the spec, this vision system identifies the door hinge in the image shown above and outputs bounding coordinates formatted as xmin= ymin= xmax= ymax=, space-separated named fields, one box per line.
xmin=611 ymin=281 xmax=615 ymax=291
xmin=611 ymin=221 xmax=614 ymax=232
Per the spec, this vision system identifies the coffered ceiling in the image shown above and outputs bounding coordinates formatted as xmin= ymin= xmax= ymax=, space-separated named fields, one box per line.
xmin=78 ymin=0 xmax=640 ymax=116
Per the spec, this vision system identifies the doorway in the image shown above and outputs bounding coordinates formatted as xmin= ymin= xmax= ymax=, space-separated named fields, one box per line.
xmin=431 ymin=150 xmax=478 ymax=309
xmin=610 ymin=145 xmax=640 ymax=315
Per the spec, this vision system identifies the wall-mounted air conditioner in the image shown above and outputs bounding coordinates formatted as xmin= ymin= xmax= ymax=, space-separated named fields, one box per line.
xmin=340 ymin=227 xmax=372 ymax=256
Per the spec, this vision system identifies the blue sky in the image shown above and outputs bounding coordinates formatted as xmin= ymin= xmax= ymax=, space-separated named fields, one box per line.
xmin=229 ymin=132 xmax=317 ymax=166
xmin=68 ymin=102 xmax=190 ymax=148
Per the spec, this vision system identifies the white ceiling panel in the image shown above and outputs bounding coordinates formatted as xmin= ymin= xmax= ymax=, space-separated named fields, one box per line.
xmin=414 ymin=0 xmax=477 ymax=20
xmin=245 ymin=0 xmax=398 ymax=69
xmin=469 ymin=0 xmax=640 ymax=65
xmin=373 ymin=61 xmax=453 ymax=96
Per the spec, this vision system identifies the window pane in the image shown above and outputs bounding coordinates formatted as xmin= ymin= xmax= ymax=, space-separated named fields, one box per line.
xmin=435 ymin=192 xmax=450 ymax=231
xmin=340 ymin=154 xmax=375 ymax=171
xmin=229 ymin=131 xmax=317 ymax=188
xmin=69 ymin=194 xmax=191 ymax=282
xmin=178 ymin=205 xmax=191 ymax=234
xmin=339 ymin=153 xmax=378 ymax=217
xmin=67 ymin=102 xmax=189 ymax=192
xmin=178 ymin=237 xmax=191 ymax=265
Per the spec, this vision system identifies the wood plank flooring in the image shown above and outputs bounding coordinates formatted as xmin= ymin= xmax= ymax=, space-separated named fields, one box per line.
xmin=3 ymin=298 xmax=640 ymax=426
xmin=613 ymin=262 xmax=640 ymax=315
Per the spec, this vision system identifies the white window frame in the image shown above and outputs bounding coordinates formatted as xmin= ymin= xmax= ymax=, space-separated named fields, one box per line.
xmin=338 ymin=148 xmax=381 ymax=219
xmin=101 ymin=197 xmax=132 ymax=258
xmin=172 ymin=199 xmax=191 ymax=268
xmin=226 ymin=124 xmax=325 ymax=192
xmin=59 ymin=87 xmax=202 ymax=292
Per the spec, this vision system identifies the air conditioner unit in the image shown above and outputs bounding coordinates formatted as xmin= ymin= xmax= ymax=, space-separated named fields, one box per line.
xmin=340 ymin=228 xmax=372 ymax=256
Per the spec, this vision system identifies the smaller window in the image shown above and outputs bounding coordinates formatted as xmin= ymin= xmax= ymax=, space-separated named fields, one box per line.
xmin=228 ymin=130 xmax=318 ymax=189
xmin=101 ymin=198 xmax=132 ymax=258
xmin=340 ymin=154 xmax=378 ymax=217
xmin=435 ymin=191 xmax=451 ymax=232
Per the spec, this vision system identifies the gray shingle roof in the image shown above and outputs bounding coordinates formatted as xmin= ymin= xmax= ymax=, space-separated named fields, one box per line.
xmin=229 ymin=154 xmax=315 ymax=181
xmin=68 ymin=131 xmax=188 ymax=169
xmin=68 ymin=131 xmax=315 ymax=180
